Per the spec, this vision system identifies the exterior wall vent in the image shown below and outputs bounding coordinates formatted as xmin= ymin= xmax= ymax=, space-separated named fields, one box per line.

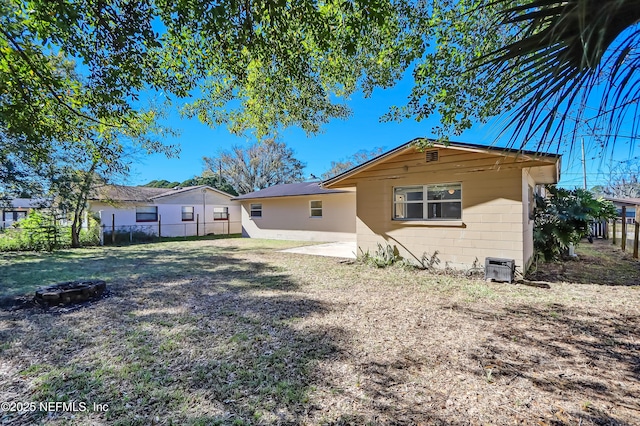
xmin=425 ymin=150 xmax=439 ymax=162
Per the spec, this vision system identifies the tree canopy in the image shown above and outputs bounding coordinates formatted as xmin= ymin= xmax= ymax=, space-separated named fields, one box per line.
xmin=1 ymin=0 xmax=420 ymax=145
xmin=143 ymin=174 xmax=238 ymax=196
xmin=3 ymin=0 xmax=639 ymax=187
xmin=1 ymin=0 xmax=423 ymax=200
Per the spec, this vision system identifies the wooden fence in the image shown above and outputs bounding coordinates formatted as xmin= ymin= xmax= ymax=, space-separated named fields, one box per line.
xmin=608 ymin=219 xmax=640 ymax=259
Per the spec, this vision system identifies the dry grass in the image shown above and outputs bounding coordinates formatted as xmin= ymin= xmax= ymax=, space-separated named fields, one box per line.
xmin=529 ymin=238 xmax=640 ymax=286
xmin=1 ymin=238 xmax=639 ymax=425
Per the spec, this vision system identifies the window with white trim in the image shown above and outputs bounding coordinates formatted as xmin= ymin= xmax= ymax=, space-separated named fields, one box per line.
xmin=250 ymin=203 xmax=262 ymax=218
xmin=136 ymin=206 xmax=158 ymax=222
xmin=2 ymin=210 xmax=27 ymax=222
xmin=181 ymin=206 xmax=194 ymax=221
xmin=393 ymin=183 xmax=462 ymax=220
xmin=310 ymin=200 xmax=322 ymax=217
xmin=214 ymin=207 xmax=229 ymax=220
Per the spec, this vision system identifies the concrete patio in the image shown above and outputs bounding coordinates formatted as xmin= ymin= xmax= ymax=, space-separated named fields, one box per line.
xmin=280 ymin=241 xmax=357 ymax=259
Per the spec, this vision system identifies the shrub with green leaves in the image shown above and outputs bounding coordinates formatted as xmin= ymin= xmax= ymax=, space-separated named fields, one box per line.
xmin=357 ymin=243 xmax=402 ymax=268
xmin=534 ymin=186 xmax=617 ymax=260
xmin=0 ymin=212 xmax=101 ymax=252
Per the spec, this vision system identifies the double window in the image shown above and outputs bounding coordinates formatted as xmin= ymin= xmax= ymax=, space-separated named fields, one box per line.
xmin=250 ymin=203 xmax=262 ymax=218
xmin=393 ymin=183 xmax=462 ymax=220
xmin=181 ymin=206 xmax=194 ymax=221
xmin=214 ymin=207 xmax=229 ymax=220
xmin=2 ymin=211 xmax=27 ymax=223
xmin=310 ymin=200 xmax=322 ymax=217
xmin=136 ymin=206 xmax=158 ymax=222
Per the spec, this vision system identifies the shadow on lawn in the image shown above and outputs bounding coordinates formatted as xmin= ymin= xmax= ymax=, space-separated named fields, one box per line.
xmin=0 ymin=248 xmax=467 ymax=425
xmin=0 ymin=253 xmax=340 ymax=425
xmin=448 ymin=303 xmax=640 ymax=426
xmin=0 ymin=243 xmax=251 ymax=297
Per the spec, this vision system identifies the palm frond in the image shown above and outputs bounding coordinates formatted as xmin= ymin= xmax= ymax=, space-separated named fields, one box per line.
xmin=482 ymin=0 xmax=640 ymax=151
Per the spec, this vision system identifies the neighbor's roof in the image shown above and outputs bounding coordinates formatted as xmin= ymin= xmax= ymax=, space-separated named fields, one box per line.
xmin=233 ymin=181 xmax=348 ymax=200
xmin=2 ymin=198 xmax=50 ymax=208
xmin=603 ymin=196 xmax=640 ymax=206
xmin=90 ymin=185 xmax=235 ymax=202
xmin=322 ymin=138 xmax=562 ymax=187
xmin=149 ymin=185 xmax=235 ymax=200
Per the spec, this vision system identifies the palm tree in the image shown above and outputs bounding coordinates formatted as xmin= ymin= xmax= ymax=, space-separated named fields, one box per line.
xmin=484 ymin=0 xmax=640 ymax=148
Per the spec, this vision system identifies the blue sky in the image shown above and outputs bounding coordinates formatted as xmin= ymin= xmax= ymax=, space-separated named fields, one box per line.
xmin=127 ymin=72 xmax=637 ymax=190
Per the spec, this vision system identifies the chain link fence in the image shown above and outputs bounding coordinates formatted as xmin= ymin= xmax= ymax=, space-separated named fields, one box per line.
xmin=100 ymin=219 xmax=241 ymax=245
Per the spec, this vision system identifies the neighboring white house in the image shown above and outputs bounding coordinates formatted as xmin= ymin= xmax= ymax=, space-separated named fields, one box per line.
xmin=88 ymin=185 xmax=241 ymax=239
xmin=0 ymin=198 xmax=48 ymax=229
xmin=233 ymin=181 xmax=356 ymax=242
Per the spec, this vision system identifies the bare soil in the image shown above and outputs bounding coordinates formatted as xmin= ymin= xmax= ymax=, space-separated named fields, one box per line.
xmin=1 ymin=238 xmax=639 ymax=425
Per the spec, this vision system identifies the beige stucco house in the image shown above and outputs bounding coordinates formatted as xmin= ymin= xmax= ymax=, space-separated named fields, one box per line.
xmin=323 ymin=139 xmax=561 ymax=271
xmin=234 ymin=181 xmax=356 ymax=242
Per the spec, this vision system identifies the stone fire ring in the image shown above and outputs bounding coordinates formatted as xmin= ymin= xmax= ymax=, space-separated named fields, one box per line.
xmin=35 ymin=280 xmax=107 ymax=306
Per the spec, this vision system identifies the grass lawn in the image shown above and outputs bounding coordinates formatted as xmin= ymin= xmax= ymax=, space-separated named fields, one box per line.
xmin=1 ymin=238 xmax=639 ymax=425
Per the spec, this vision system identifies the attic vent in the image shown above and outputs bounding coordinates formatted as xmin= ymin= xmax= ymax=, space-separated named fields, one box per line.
xmin=425 ymin=150 xmax=439 ymax=162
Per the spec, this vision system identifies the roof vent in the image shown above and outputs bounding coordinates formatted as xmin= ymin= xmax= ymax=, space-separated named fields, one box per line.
xmin=425 ymin=150 xmax=439 ymax=162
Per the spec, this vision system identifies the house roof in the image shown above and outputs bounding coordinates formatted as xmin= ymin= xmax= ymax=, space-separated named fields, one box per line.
xmin=322 ymin=138 xmax=562 ymax=187
xmin=90 ymin=185 xmax=235 ymax=202
xmin=233 ymin=181 xmax=348 ymax=200
xmin=2 ymin=198 xmax=50 ymax=209
xmin=603 ymin=196 xmax=640 ymax=207
xmin=149 ymin=185 xmax=235 ymax=200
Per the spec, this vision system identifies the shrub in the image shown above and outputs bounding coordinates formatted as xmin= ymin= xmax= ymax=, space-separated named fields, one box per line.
xmin=357 ymin=243 xmax=402 ymax=268
xmin=0 ymin=212 xmax=101 ymax=251
xmin=418 ymin=250 xmax=440 ymax=271
xmin=534 ymin=186 xmax=617 ymax=260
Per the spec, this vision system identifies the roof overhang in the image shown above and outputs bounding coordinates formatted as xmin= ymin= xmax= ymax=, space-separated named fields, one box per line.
xmin=150 ymin=185 xmax=235 ymax=200
xmin=604 ymin=197 xmax=640 ymax=207
xmin=322 ymin=138 xmax=561 ymax=188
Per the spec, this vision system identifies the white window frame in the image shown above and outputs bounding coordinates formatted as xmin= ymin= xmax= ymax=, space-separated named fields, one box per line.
xmin=393 ymin=183 xmax=462 ymax=221
xmin=136 ymin=206 xmax=158 ymax=222
xmin=213 ymin=207 xmax=229 ymax=220
xmin=250 ymin=203 xmax=262 ymax=218
xmin=181 ymin=206 xmax=194 ymax=221
xmin=310 ymin=200 xmax=322 ymax=218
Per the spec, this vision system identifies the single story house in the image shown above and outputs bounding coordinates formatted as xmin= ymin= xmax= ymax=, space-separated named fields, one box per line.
xmin=321 ymin=139 xmax=561 ymax=271
xmin=603 ymin=197 xmax=639 ymax=224
xmin=89 ymin=185 xmax=241 ymax=238
xmin=233 ymin=181 xmax=356 ymax=242
xmin=1 ymin=198 xmax=48 ymax=229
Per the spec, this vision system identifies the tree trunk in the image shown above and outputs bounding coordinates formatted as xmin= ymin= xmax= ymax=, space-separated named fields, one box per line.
xmin=70 ymin=161 xmax=97 ymax=248
xmin=71 ymin=221 xmax=80 ymax=247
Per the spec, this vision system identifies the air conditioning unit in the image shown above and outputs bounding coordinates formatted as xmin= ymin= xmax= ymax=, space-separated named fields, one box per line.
xmin=485 ymin=257 xmax=515 ymax=283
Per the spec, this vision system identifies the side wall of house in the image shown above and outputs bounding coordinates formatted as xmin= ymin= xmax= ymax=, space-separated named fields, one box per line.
xmin=240 ymin=192 xmax=356 ymax=242
xmin=89 ymin=189 xmax=241 ymax=237
xmin=349 ymin=148 xmax=527 ymax=270
xmin=153 ymin=190 xmax=242 ymax=235
xmin=522 ymin=169 xmax=537 ymax=272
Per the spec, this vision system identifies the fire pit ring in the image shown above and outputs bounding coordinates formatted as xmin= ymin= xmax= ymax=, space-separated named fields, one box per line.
xmin=35 ymin=280 xmax=107 ymax=306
